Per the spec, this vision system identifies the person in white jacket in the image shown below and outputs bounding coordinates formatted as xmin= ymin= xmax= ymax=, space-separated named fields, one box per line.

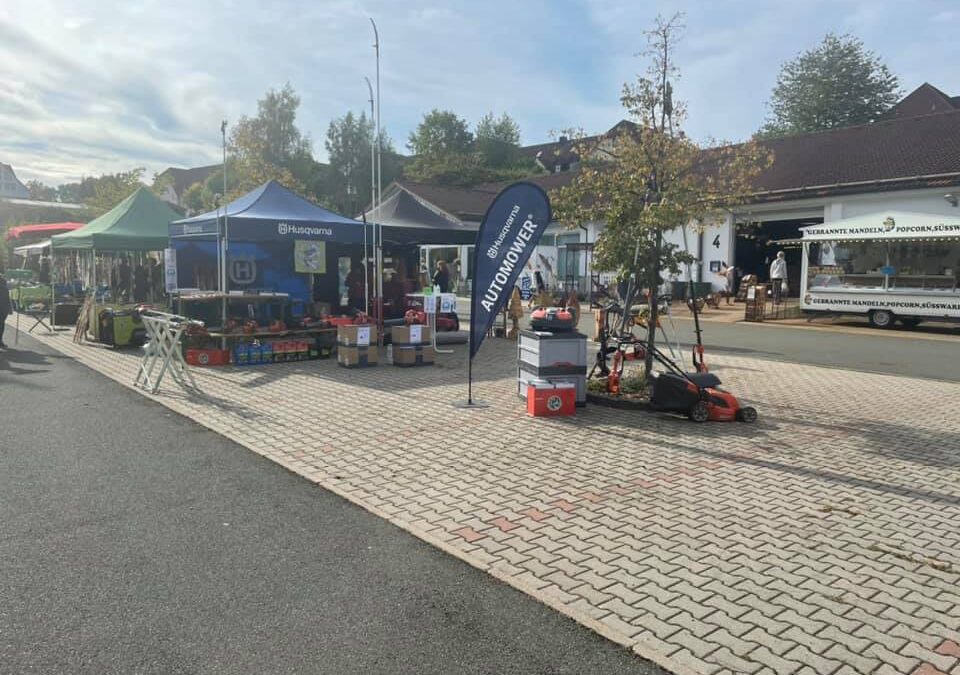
xmin=770 ymin=251 xmax=787 ymax=304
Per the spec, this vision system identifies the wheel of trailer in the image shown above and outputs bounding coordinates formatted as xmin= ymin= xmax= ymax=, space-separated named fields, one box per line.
xmin=868 ymin=309 xmax=894 ymax=328
xmin=737 ymin=406 xmax=758 ymax=424
xmin=689 ymin=400 xmax=710 ymax=423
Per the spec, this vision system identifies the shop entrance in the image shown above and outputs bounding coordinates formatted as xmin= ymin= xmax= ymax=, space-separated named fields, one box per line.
xmin=735 ymin=217 xmax=821 ymax=296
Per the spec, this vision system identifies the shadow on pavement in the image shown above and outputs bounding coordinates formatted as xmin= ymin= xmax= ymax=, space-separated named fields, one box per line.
xmin=572 ymin=392 xmax=960 ymax=507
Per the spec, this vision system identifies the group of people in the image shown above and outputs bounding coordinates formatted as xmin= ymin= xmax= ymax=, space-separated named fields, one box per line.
xmin=718 ymin=251 xmax=789 ymax=304
xmin=114 ymin=257 xmax=164 ymax=303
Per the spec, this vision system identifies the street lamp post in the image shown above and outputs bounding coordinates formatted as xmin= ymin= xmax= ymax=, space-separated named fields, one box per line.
xmin=370 ymin=18 xmax=383 ymax=331
xmin=364 ymin=76 xmax=376 ymax=315
xmin=220 ymin=120 xmax=229 ymax=349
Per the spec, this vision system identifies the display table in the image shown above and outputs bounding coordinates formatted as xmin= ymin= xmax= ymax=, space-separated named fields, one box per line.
xmin=206 ymin=326 xmax=337 ymax=340
xmin=405 ymin=292 xmax=457 ymax=354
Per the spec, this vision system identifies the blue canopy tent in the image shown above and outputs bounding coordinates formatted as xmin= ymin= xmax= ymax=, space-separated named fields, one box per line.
xmin=169 ymin=181 xmax=370 ymax=313
xmin=169 ymin=180 xmax=479 ymax=331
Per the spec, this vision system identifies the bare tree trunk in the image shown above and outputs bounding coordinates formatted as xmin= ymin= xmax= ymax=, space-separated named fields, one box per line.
xmin=644 ymin=229 xmax=662 ymax=376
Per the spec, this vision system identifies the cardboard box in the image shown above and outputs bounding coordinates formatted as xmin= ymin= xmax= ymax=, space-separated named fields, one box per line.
xmin=394 ymin=345 xmax=435 ymax=367
xmin=337 ymin=324 xmax=377 ymax=346
xmin=337 ymin=345 xmax=378 ymax=367
xmin=391 ymin=324 xmax=432 ymax=346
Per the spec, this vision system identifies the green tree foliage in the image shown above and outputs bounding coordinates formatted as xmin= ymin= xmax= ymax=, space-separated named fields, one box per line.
xmin=84 ymin=168 xmax=147 ymax=216
xmin=407 ymin=109 xmax=474 ymax=157
xmin=180 ymin=84 xmax=327 ymax=213
xmin=405 ymin=109 xmax=539 ymax=186
xmin=760 ymin=33 xmax=901 ymax=137
xmin=324 ymin=110 xmax=402 ymax=214
xmin=553 ymin=13 xmax=772 ymax=374
xmin=476 ymin=112 xmax=521 ymax=168
xmin=24 ymin=180 xmax=58 ymax=201
xmin=234 ymin=83 xmax=312 ymax=167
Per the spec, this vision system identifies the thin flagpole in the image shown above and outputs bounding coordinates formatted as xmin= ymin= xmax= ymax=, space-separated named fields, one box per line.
xmin=365 ymin=76 xmax=375 ymax=316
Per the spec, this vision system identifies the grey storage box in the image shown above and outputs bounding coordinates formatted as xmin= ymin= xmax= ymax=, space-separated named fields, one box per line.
xmin=518 ymin=330 xmax=587 ymax=368
xmin=517 ymin=329 xmax=587 ymax=406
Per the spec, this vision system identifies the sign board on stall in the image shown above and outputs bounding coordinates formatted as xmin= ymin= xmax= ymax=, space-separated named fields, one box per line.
xmin=294 ymin=240 xmax=326 ymax=274
xmin=424 ymin=295 xmax=437 ymax=314
xmin=440 ymin=293 xmax=455 ymax=313
xmin=164 ymin=248 xmax=178 ymax=293
xmin=356 ymin=325 xmax=370 ymax=346
xmin=6 ymin=269 xmax=33 ymax=282
xmin=409 ymin=324 xmax=422 ymax=344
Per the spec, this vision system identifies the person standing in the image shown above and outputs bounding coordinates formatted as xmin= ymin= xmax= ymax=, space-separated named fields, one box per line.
xmin=770 ymin=251 xmax=787 ymax=304
xmin=720 ymin=262 xmax=736 ymax=305
xmin=0 ymin=272 xmax=12 ymax=349
xmin=117 ymin=258 xmax=132 ymax=300
xmin=432 ymin=260 xmax=450 ymax=293
xmin=133 ymin=263 xmax=149 ymax=303
xmin=149 ymin=257 xmax=163 ymax=302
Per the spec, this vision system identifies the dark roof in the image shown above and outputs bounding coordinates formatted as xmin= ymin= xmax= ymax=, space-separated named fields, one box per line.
xmin=519 ymin=120 xmax=638 ymax=169
xmin=752 ymin=108 xmax=960 ymax=199
xmin=159 ymin=164 xmax=220 ymax=197
xmin=392 ymin=174 xmax=576 ymax=223
xmin=885 ymin=83 xmax=959 ymax=119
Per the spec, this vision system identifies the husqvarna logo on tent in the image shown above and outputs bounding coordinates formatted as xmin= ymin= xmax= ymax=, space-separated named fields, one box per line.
xmin=229 ymin=257 xmax=257 ymax=285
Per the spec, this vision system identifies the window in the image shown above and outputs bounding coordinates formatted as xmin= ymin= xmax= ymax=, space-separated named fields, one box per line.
xmin=808 ymin=240 xmax=960 ymax=292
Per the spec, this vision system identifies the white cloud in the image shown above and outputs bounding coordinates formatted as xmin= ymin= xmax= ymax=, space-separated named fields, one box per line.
xmin=1 ymin=0 xmax=959 ymax=186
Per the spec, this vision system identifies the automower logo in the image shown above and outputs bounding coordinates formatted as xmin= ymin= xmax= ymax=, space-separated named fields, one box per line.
xmin=883 ymin=216 xmax=896 ymax=231
xmin=229 ymin=257 xmax=257 ymax=285
xmin=547 ymin=394 xmax=563 ymax=411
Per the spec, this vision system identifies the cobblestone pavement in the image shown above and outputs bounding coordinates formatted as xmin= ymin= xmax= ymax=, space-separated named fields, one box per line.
xmin=13 ymin=319 xmax=960 ymax=675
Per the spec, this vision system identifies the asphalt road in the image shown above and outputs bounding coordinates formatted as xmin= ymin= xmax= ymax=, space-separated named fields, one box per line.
xmin=456 ymin=297 xmax=960 ymax=381
xmin=0 ymin=334 xmax=662 ymax=675
xmin=666 ymin=317 xmax=960 ymax=382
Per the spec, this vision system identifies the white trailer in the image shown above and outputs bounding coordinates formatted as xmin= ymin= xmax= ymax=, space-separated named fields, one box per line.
xmin=799 ymin=212 xmax=960 ymax=328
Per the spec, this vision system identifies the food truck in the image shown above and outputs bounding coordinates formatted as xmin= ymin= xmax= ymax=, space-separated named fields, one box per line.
xmin=799 ymin=212 xmax=960 ymax=328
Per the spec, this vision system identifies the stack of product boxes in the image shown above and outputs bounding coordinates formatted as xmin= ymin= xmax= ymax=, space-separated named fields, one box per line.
xmin=390 ymin=324 xmax=434 ymax=367
xmin=517 ymin=329 xmax=587 ymax=411
xmin=337 ymin=324 xmax=378 ymax=367
xmin=232 ymin=340 xmax=313 ymax=366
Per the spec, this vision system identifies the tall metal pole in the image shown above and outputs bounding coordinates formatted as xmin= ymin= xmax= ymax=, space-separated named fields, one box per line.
xmin=364 ymin=76 xmax=375 ymax=315
xmin=370 ymin=18 xmax=383 ymax=331
xmin=220 ymin=120 xmax=229 ymax=349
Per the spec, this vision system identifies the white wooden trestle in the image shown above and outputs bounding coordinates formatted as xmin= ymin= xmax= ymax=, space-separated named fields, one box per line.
xmin=134 ymin=311 xmax=200 ymax=394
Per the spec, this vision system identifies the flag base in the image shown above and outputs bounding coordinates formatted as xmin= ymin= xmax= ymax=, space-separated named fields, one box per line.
xmin=453 ymin=399 xmax=489 ymax=409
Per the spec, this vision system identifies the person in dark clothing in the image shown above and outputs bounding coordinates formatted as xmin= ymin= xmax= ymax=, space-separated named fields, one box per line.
xmin=38 ymin=257 xmax=51 ymax=284
xmin=149 ymin=258 xmax=163 ymax=301
xmin=432 ymin=260 xmax=450 ymax=293
xmin=117 ymin=258 xmax=132 ymax=299
xmin=0 ymin=272 xmax=12 ymax=348
xmin=133 ymin=264 xmax=149 ymax=303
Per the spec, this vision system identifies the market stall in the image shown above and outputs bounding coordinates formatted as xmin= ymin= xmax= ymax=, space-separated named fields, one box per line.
xmin=799 ymin=212 xmax=960 ymax=327
xmin=50 ymin=187 xmax=181 ymax=343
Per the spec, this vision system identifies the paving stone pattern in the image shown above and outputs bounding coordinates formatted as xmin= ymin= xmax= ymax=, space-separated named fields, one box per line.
xmin=16 ymin=320 xmax=960 ymax=675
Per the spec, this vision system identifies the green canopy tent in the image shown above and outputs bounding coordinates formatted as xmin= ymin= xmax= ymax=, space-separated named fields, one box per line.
xmin=51 ymin=187 xmax=180 ymax=252
xmin=49 ymin=187 xmax=181 ymax=333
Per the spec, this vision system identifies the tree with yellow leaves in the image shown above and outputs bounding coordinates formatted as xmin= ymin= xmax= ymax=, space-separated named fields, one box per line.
xmin=552 ymin=13 xmax=772 ymax=376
